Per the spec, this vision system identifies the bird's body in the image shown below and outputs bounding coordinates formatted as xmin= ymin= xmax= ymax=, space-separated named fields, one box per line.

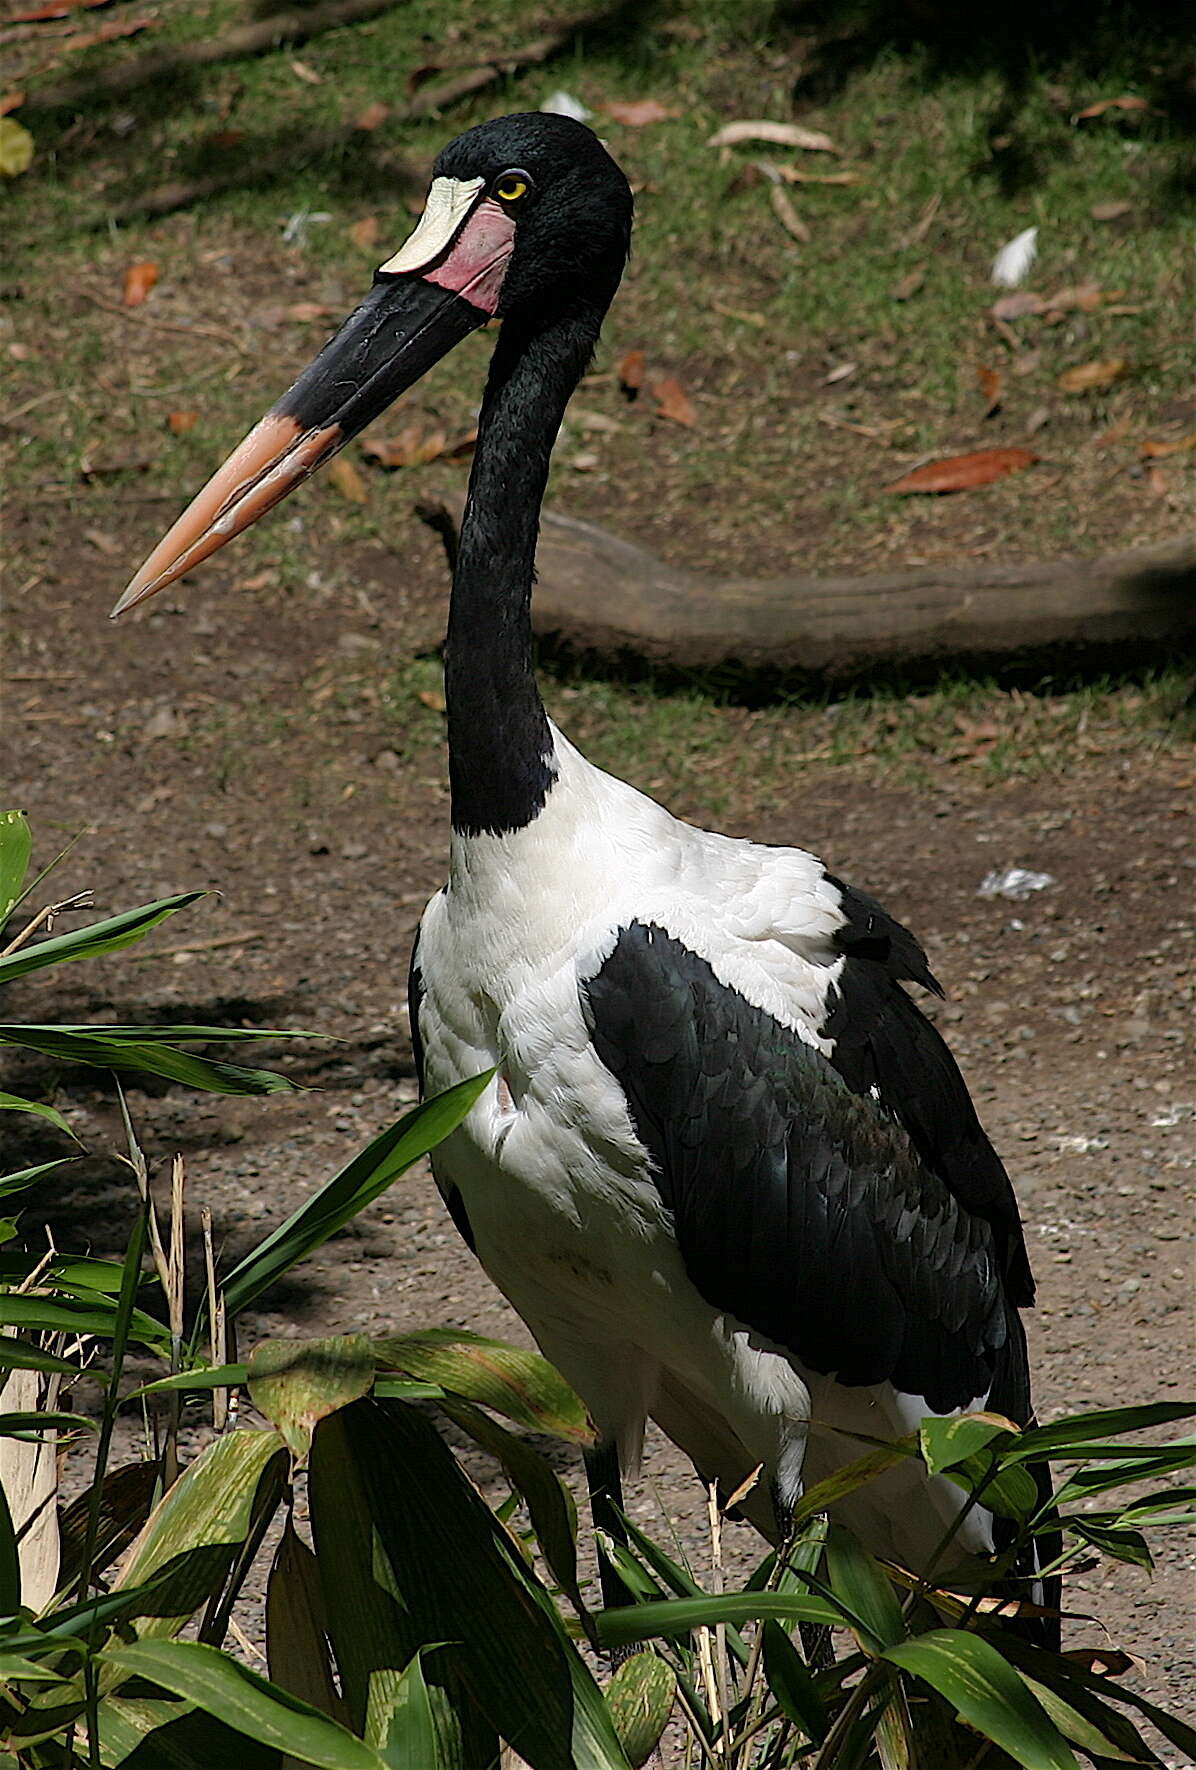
xmin=119 ymin=109 xmax=1054 ymax=1636
xmin=414 ymin=725 xmax=1024 ymax=1576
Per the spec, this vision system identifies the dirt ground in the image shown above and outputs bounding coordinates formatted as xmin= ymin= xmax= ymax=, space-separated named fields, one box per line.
xmin=4 ymin=487 xmax=1194 ymax=1755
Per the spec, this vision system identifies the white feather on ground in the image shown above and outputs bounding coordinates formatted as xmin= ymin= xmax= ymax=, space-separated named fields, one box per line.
xmin=991 ymin=225 xmax=1039 ymax=288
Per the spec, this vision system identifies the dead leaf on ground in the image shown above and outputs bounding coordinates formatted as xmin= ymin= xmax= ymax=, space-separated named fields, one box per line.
xmin=360 ymin=422 xmax=471 ymax=468
xmin=601 ymin=99 xmax=678 ymax=126
xmin=354 ymin=100 xmax=388 ymax=131
xmin=990 ymin=291 xmax=1045 ymax=321
xmin=418 ymin=688 xmax=447 ymax=712
xmin=887 ymin=447 xmax=1039 ymax=494
xmin=1091 ymin=417 xmax=1132 ymax=449
xmin=890 ymin=265 xmax=925 ymax=302
xmin=0 ymin=93 xmax=25 ymax=116
xmin=1091 ymin=199 xmax=1133 ymax=221
xmin=1057 ymin=358 xmax=1127 ymax=394
xmin=167 ymin=410 xmax=199 ymax=434
xmin=56 ymin=15 xmax=152 ymax=52
xmin=708 ymin=120 xmax=837 ymax=153
xmin=617 ymin=349 xmax=646 ymax=395
xmin=349 ymin=214 xmax=379 ymax=249
xmin=83 ymin=527 xmax=120 ymax=555
xmin=1073 ymin=95 xmax=1150 ymax=121
xmin=328 ymin=456 xmax=368 ymax=503
xmin=290 ymin=58 xmax=321 ymax=84
xmin=122 ymin=261 xmax=159 ymax=306
xmin=261 ymin=301 xmax=336 ymax=325
xmin=775 ymin=165 xmax=861 ymax=185
xmin=769 ymin=183 xmax=809 ymax=243
xmin=977 ymin=366 xmax=1002 ymax=415
xmin=1146 ymin=466 xmax=1169 ymax=497
xmin=11 ymin=0 xmax=108 ymax=19
xmin=823 ymin=361 xmax=856 ymax=385
xmin=574 ymin=409 xmax=625 ymax=434
xmin=1139 ymin=432 xmax=1196 ymax=459
xmin=652 ymin=376 xmax=696 ymax=426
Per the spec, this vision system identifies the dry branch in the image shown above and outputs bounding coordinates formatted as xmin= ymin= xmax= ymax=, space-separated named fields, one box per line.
xmin=519 ymin=511 xmax=1196 ymax=673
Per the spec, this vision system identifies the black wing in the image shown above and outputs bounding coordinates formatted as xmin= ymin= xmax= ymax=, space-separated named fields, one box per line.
xmin=582 ymin=921 xmax=1032 ymax=1421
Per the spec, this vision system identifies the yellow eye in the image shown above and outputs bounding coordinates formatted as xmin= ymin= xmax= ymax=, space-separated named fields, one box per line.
xmin=495 ymin=176 xmax=528 ymax=203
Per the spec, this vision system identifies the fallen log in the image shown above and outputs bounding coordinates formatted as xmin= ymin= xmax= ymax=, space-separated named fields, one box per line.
xmin=524 ymin=511 xmax=1196 ymax=674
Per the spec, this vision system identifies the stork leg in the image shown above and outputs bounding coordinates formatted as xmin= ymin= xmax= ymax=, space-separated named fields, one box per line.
xmin=584 ymin=1439 xmax=634 ymax=1621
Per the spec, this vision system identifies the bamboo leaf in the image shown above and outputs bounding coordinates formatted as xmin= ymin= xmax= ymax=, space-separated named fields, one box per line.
xmin=221 ymin=1075 xmax=492 ymax=1322
xmin=374 ymin=1327 xmax=592 ymax=1445
xmin=0 ymin=1025 xmax=298 ymax=1096
xmin=248 ymin=1335 xmax=376 ymax=1460
xmin=884 ymin=1631 xmax=1079 ymax=1770
xmin=378 ymin=1651 xmax=444 ymax=1770
xmin=791 ymin=1439 xmax=913 ymax=1528
xmin=0 ymin=1293 xmax=168 ymax=1351
xmin=603 ymin=1653 xmax=675 ymax=1768
xmin=825 ymin=1522 xmax=906 ymax=1652
xmin=0 ymin=1333 xmax=82 ymax=1376
xmin=0 ymin=1092 xmax=78 ymax=1142
xmin=57 ymin=1460 xmax=160 ymax=1590
xmin=921 ymin=1412 xmax=1017 ymax=1476
xmin=1021 ymin=1674 xmax=1154 ymax=1763
xmin=267 ymin=1520 xmax=348 ymax=1735
xmin=0 ymin=1464 xmax=19 ymax=1614
xmin=0 ymin=1411 xmax=96 ymax=1439
xmin=0 ymin=811 xmax=32 ymax=925
xmin=760 ymin=1618 xmax=828 ymax=1742
xmin=0 ymin=1157 xmax=79 ymax=1198
xmin=96 ymin=1694 xmax=282 ymax=1769
xmin=1007 ymin=1403 xmax=1196 ymax=1461
xmin=595 ymin=1590 xmax=840 ymax=1650
xmin=0 ymin=894 xmax=203 ymax=985
xmin=1065 ymin=1518 xmax=1153 ymax=1571
xmin=101 ymin=1638 xmax=389 ymax=1769
xmin=438 ymin=1395 xmax=583 ymax=1615
xmin=127 ymin=1363 xmax=249 ymax=1402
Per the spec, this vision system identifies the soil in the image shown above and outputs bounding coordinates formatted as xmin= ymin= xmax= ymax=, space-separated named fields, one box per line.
xmin=5 ymin=507 xmax=1194 ymax=1757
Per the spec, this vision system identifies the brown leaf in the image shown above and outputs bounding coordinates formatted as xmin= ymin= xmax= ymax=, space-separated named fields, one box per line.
xmin=11 ymin=0 xmax=107 ymax=19
xmin=1139 ymin=432 xmax=1196 ymax=459
xmin=1073 ymin=94 xmax=1150 ymax=121
xmin=1146 ymin=465 xmax=1169 ymax=497
xmin=1056 ymin=358 xmax=1127 ymax=394
xmin=887 ymin=447 xmax=1039 ymax=494
xmin=1091 ymin=199 xmax=1133 ymax=221
xmin=349 ymin=214 xmax=379 ymax=250
xmin=361 ymin=421 xmax=461 ymax=469
xmin=122 ymin=260 xmax=159 ymax=307
xmin=289 ymin=58 xmax=321 ymax=84
xmin=57 ymin=15 xmax=151 ymax=51
xmin=990 ymin=291 xmax=1045 ymax=321
xmin=890 ymin=265 xmax=925 ymax=302
xmin=268 ymin=301 xmax=335 ymax=324
xmin=354 ymin=100 xmax=389 ymax=131
xmin=774 ymin=165 xmax=861 ymax=186
xmin=617 ymin=348 xmax=646 ymax=395
xmin=602 ymin=99 xmax=678 ymax=127
xmin=977 ymin=365 xmax=1002 ymax=415
xmin=708 ymin=120 xmax=837 ymax=153
xmin=651 ymin=375 xmax=696 ymax=427
xmin=0 ymin=93 xmax=25 ymax=115
xmin=769 ymin=183 xmax=810 ymax=243
xmin=166 ymin=409 xmax=199 ymax=435
xmin=328 ymin=456 xmax=368 ymax=504
xmin=418 ymin=688 xmax=446 ymax=712
xmin=822 ymin=361 xmax=856 ymax=385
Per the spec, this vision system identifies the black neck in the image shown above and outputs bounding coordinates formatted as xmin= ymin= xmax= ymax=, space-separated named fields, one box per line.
xmin=444 ymin=307 xmax=599 ymax=837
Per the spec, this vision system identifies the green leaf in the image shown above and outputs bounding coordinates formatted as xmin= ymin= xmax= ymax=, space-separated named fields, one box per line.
xmin=101 ymin=1638 xmax=389 ymax=1770
xmin=789 ymin=1438 xmax=915 ymax=1530
xmin=1053 ymin=1440 xmax=1196 ymax=1506
xmin=0 ymin=1410 xmax=96 ymax=1439
xmin=127 ymin=1363 xmax=249 ymax=1402
xmin=438 ymin=1396 xmax=583 ymax=1616
xmin=374 ymin=1327 xmax=592 ymax=1445
xmin=0 ymin=1651 xmax=69 ymax=1684
xmin=825 ymin=1521 xmax=906 ymax=1652
xmin=595 ymin=1590 xmax=840 ymax=1650
xmin=57 ymin=1460 xmax=161 ymax=1590
xmin=0 ymin=1025 xmax=298 ymax=1096
xmin=315 ymin=1400 xmax=631 ymax=1770
xmin=221 ymin=1074 xmax=493 ymax=1322
xmin=96 ymin=1694 xmax=282 ymax=1770
xmin=0 ymin=1292 xmax=168 ymax=1351
xmin=266 ymin=1520 xmax=348 ymax=1729
xmin=883 ymin=1630 xmax=1079 ymax=1770
xmin=1021 ymin=1674 xmax=1152 ymax=1763
xmin=0 ymin=1333 xmax=83 ymax=1376
xmin=1002 ymin=1637 xmax=1193 ymax=1761
xmin=921 ymin=1412 xmax=1017 ymax=1476
xmin=603 ymin=1653 xmax=675 ymax=1769
xmin=114 ymin=1428 xmax=288 ymax=1643
xmin=1008 ymin=1402 xmax=1196 ymax=1461
xmin=0 ymin=1157 xmax=78 ymax=1198
xmin=380 ymin=1651 xmax=443 ymax=1770
xmin=0 ymin=1092 xmax=78 ymax=1142
xmin=945 ymin=1451 xmax=1041 ymax=1520
xmin=0 ymin=894 xmax=203 ymax=985
xmin=248 ymin=1335 xmax=376 ymax=1460
xmin=760 ymin=1619 xmax=828 ymax=1743
xmin=1065 ymin=1518 xmax=1154 ymax=1571
xmin=0 ymin=811 xmax=32 ymax=925
xmin=0 ymin=1464 xmax=19 ymax=1614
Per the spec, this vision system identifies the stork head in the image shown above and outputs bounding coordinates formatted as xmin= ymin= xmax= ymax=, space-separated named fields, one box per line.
xmin=114 ymin=113 xmax=632 ymax=616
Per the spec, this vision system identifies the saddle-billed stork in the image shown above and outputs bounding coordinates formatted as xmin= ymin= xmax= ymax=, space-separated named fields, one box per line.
xmin=116 ymin=112 xmax=1055 ymax=1641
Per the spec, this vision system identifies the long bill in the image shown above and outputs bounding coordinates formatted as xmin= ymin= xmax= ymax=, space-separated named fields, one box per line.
xmin=113 ymin=176 xmax=514 ymax=616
